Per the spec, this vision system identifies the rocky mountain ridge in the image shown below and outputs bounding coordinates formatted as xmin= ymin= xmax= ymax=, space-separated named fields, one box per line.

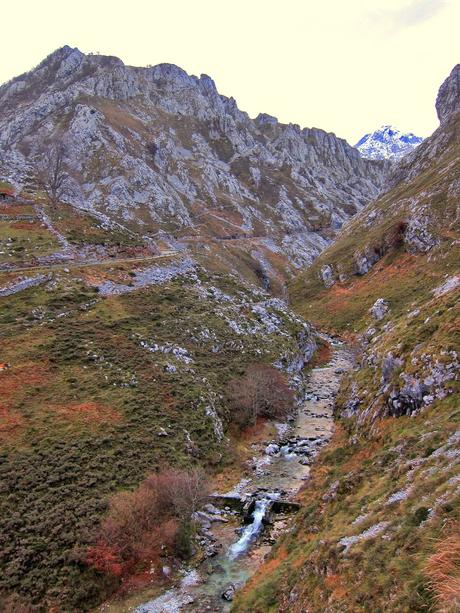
xmin=0 ymin=46 xmax=387 ymax=275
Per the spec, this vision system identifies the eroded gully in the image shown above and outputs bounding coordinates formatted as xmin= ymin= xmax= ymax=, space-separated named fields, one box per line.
xmin=133 ymin=341 xmax=354 ymax=613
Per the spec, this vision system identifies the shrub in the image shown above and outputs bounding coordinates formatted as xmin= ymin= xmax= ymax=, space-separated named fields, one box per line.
xmin=227 ymin=364 xmax=295 ymax=427
xmin=86 ymin=468 xmax=208 ymax=579
xmin=411 ymin=506 xmax=430 ymax=526
xmin=0 ymin=592 xmax=35 ymax=613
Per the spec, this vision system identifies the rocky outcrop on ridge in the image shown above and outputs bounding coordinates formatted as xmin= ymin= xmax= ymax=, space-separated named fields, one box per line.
xmin=436 ymin=64 xmax=460 ymax=124
xmin=0 ymin=46 xmax=387 ymax=271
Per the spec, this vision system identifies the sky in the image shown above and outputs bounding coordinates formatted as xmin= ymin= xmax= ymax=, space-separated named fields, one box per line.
xmin=1 ymin=0 xmax=459 ymax=144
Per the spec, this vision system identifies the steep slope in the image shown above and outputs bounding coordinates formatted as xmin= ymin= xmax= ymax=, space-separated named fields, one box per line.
xmin=355 ymin=125 xmax=423 ymax=160
xmin=233 ymin=66 xmax=459 ymax=612
xmin=0 ymin=193 xmax=319 ymax=610
xmin=0 ymin=46 xmax=386 ymax=278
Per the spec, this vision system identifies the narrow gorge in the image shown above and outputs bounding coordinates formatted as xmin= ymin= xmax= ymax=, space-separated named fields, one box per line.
xmin=131 ymin=341 xmax=354 ymax=612
xmin=0 ymin=41 xmax=458 ymax=613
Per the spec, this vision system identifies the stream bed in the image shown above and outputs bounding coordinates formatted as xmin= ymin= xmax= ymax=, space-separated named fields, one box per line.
xmin=135 ymin=343 xmax=353 ymax=612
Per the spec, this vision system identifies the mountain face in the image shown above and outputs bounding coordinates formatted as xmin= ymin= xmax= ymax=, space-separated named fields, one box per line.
xmin=436 ymin=64 xmax=460 ymax=123
xmin=0 ymin=46 xmax=387 ymax=273
xmin=355 ymin=125 xmax=423 ymax=160
xmin=234 ymin=66 xmax=460 ymax=613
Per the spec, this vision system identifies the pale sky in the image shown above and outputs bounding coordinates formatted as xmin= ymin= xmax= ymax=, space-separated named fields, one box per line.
xmin=1 ymin=0 xmax=459 ymax=144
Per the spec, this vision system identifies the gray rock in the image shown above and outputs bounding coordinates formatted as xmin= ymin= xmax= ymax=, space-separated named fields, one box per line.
xmin=265 ymin=443 xmax=280 ymax=456
xmin=370 ymin=298 xmax=389 ymax=320
xmin=381 ymin=352 xmax=403 ymax=384
xmin=222 ymin=583 xmax=236 ymax=601
xmin=436 ymin=64 xmax=460 ymax=124
xmin=354 ymin=249 xmax=380 ymax=275
xmin=320 ymin=264 xmax=335 ymax=288
xmin=0 ymin=47 xmax=388 ymax=272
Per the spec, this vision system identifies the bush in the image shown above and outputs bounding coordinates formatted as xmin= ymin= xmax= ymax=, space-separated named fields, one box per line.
xmin=227 ymin=364 xmax=295 ymax=427
xmin=86 ymin=468 xmax=208 ymax=578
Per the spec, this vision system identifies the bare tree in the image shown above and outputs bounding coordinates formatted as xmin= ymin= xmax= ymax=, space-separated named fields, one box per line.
xmin=34 ymin=145 xmax=68 ymax=205
xmin=157 ymin=468 xmax=208 ymax=519
xmin=227 ymin=364 xmax=295 ymax=426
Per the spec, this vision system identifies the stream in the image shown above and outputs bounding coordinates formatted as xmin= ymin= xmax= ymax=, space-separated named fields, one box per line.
xmin=135 ymin=342 xmax=353 ymax=613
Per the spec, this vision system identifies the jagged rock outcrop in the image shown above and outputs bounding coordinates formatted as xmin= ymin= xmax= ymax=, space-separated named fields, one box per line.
xmin=369 ymin=298 xmax=389 ymax=321
xmin=235 ymin=65 xmax=460 ymax=613
xmin=0 ymin=46 xmax=388 ymax=270
xmin=436 ymin=64 xmax=460 ymax=124
xmin=289 ymin=62 xmax=460 ymax=428
xmin=392 ymin=64 xmax=460 ymax=188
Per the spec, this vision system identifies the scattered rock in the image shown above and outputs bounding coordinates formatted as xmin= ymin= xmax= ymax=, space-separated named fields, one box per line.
xmin=320 ymin=264 xmax=335 ymax=288
xmin=432 ymin=275 xmax=460 ymax=297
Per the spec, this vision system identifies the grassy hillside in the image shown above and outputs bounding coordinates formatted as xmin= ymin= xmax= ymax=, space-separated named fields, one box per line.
xmin=233 ymin=113 xmax=460 ymax=612
xmin=0 ymin=197 xmax=311 ymax=611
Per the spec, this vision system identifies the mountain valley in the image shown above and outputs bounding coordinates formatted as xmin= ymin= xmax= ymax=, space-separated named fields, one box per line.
xmin=0 ymin=50 xmax=458 ymax=613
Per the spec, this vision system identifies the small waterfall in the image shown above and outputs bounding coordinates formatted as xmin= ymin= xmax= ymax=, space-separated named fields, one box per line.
xmin=228 ymin=497 xmax=271 ymax=559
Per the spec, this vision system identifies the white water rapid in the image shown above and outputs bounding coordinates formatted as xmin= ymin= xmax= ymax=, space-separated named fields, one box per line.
xmin=228 ymin=496 xmax=273 ymax=559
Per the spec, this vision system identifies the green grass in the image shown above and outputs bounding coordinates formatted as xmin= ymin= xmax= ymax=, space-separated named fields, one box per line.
xmin=0 ymin=267 xmax=306 ymax=610
xmin=0 ymin=219 xmax=60 ymax=263
xmin=234 ymin=117 xmax=460 ymax=613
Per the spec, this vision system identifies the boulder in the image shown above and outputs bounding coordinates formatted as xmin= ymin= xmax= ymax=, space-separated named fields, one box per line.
xmin=320 ymin=264 xmax=335 ymax=288
xmin=222 ymin=583 xmax=236 ymax=601
xmin=265 ymin=443 xmax=280 ymax=456
xmin=370 ymin=298 xmax=389 ymax=320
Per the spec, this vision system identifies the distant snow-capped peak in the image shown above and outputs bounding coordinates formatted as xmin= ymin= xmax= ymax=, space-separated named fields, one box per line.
xmin=355 ymin=125 xmax=423 ymax=161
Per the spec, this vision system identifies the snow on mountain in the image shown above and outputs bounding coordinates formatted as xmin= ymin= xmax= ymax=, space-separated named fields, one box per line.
xmin=355 ymin=125 xmax=423 ymax=161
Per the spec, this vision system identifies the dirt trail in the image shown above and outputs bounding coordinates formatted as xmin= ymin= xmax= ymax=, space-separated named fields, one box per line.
xmin=0 ymin=252 xmax=179 ymax=275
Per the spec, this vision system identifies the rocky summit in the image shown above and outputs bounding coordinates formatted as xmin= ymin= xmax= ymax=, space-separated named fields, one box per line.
xmin=355 ymin=125 xmax=424 ymax=161
xmin=0 ymin=46 xmax=387 ymax=275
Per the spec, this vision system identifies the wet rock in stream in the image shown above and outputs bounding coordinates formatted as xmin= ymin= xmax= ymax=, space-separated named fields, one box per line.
xmin=221 ymin=583 xmax=236 ymax=601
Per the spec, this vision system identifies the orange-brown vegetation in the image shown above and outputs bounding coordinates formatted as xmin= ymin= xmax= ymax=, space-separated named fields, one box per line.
xmin=253 ymin=547 xmax=288 ymax=577
xmin=10 ymin=221 xmax=38 ymax=231
xmin=0 ymin=363 xmax=48 ymax=396
xmin=341 ymin=442 xmax=379 ymax=472
xmin=0 ymin=402 xmax=24 ymax=439
xmin=227 ymin=364 xmax=295 ymax=427
xmin=425 ymin=528 xmax=460 ymax=613
xmin=51 ymin=401 xmax=122 ymax=425
xmin=302 ymin=252 xmax=422 ymax=328
xmin=324 ymin=574 xmax=348 ymax=601
xmin=310 ymin=341 xmax=332 ymax=367
xmin=0 ymin=364 xmax=48 ymax=440
xmin=87 ymin=468 xmax=209 ymax=582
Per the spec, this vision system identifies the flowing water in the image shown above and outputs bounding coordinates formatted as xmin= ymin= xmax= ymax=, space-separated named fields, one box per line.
xmin=228 ymin=495 xmax=277 ymax=560
xmin=135 ymin=343 xmax=353 ymax=613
